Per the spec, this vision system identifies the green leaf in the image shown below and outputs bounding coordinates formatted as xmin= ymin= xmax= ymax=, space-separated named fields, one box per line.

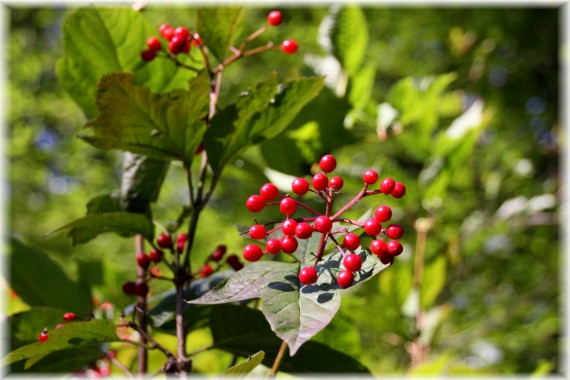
xmin=348 ymin=62 xmax=376 ymax=109
xmin=3 ymin=319 xmax=120 ymax=368
xmin=189 ymin=250 xmax=388 ymax=355
xmin=325 ymin=5 xmax=369 ymax=75
xmin=205 ymin=76 xmax=324 ymax=173
xmin=196 ymin=8 xmax=244 ymax=62
xmin=421 ymin=255 xmax=447 ymax=309
xmin=10 ymin=307 xmax=68 ymax=350
xmin=14 ymin=347 xmax=103 ymax=373
xmin=57 ymin=7 xmax=192 ymax=118
xmin=47 ymin=211 xmax=155 ymax=245
xmin=120 ymin=153 xmax=169 ymax=213
xmin=81 ymin=72 xmax=209 ymax=164
xmin=220 ymin=351 xmax=265 ymax=376
xmin=210 ymin=304 xmax=370 ymax=373
xmin=9 ymin=238 xmax=92 ymax=312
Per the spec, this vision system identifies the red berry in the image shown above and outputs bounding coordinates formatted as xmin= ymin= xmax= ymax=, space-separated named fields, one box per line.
xmin=378 ymin=249 xmax=395 ymax=265
xmin=292 ymin=178 xmax=310 ymax=195
xmin=211 ymin=245 xmax=226 ymax=261
xmin=192 ymin=33 xmax=203 ymax=45
xmin=199 ymin=264 xmax=213 ymax=277
xmin=230 ymin=261 xmax=244 ymax=271
xmin=38 ymin=332 xmax=48 ymax=342
xmin=168 ymin=35 xmax=187 ymax=54
xmin=266 ymin=238 xmax=281 ymax=254
xmin=370 ymin=239 xmax=388 ymax=256
xmin=387 ymin=240 xmax=403 ymax=256
xmin=157 ymin=234 xmax=173 ymax=249
xmin=137 ymin=253 xmax=151 ymax=270
xmin=343 ymin=233 xmax=360 ymax=251
xmin=267 ymin=10 xmax=283 ymax=26
xmin=150 ymin=266 xmax=161 ymax=277
xmin=281 ymin=235 xmax=298 ymax=254
xmin=226 ymin=254 xmax=244 ymax=271
xmin=146 ymin=36 xmax=162 ymax=51
xmin=243 ymin=244 xmax=263 ymax=262
xmin=159 ymin=24 xmax=174 ymax=41
xmin=380 ymin=178 xmax=396 ymax=194
xmin=195 ymin=143 xmax=204 ymax=155
xmin=362 ymin=169 xmax=379 ymax=185
xmin=281 ymin=219 xmax=298 ymax=236
xmin=135 ymin=282 xmax=149 ymax=297
xmin=299 ymin=266 xmax=318 ymax=285
xmin=173 ymin=26 xmax=190 ymax=41
xmin=281 ymin=39 xmax=298 ymax=54
xmin=63 ymin=312 xmax=76 ymax=322
xmin=280 ymin=197 xmax=297 ymax=215
xmin=182 ymin=42 xmax=191 ymax=54
xmin=391 ymin=182 xmax=406 ymax=198
xmin=319 ymin=154 xmax=337 ymax=173
xmin=363 ymin=218 xmax=382 ymax=236
xmin=141 ymin=49 xmax=156 ymax=62
xmin=122 ymin=281 xmax=136 ymax=295
xmin=149 ymin=249 xmax=164 ymax=263
xmin=374 ymin=205 xmax=392 ymax=222
xmin=295 ymin=222 xmax=313 ymax=239
xmin=313 ymin=215 xmax=332 ymax=233
xmin=55 ymin=323 xmax=65 ymax=329
xmin=260 ymin=183 xmax=279 ymax=200
xmin=246 ymin=195 xmax=265 ymax=212
xmin=386 ymin=224 xmax=404 ymax=239
xmin=337 ymin=269 xmax=354 ymax=288
xmin=249 ymin=224 xmax=267 ymax=240
xmin=343 ymin=253 xmax=363 ymax=272
xmin=329 ymin=175 xmax=344 ymax=190
xmin=312 ymin=173 xmax=328 ymax=191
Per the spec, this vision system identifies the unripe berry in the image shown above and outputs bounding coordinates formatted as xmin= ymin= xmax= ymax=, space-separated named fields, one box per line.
xmin=387 ymin=240 xmax=403 ymax=256
xmin=319 ymin=154 xmax=337 ymax=173
xmin=141 ymin=49 xmax=156 ymax=62
xmin=374 ymin=205 xmax=392 ymax=222
xmin=137 ymin=253 xmax=151 ymax=270
xmin=159 ymin=24 xmax=174 ymax=40
xmin=281 ymin=235 xmax=298 ymax=254
xmin=55 ymin=324 xmax=65 ymax=329
xmin=329 ymin=175 xmax=344 ymax=190
xmin=313 ymin=215 xmax=332 ymax=233
xmin=291 ymin=178 xmax=309 ymax=195
xmin=391 ymin=182 xmax=406 ymax=198
xmin=343 ymin=233 xmax=360 ymax=251
xmin=267 ymin=10 xmax=283 ymax=26
xmin=280 ymin=197 xmax=297 ymax=215
xmin=380 ymin=178 xmax=396 ymax=194
xmin=249 ymin=224 xmax=267 ymax=240
xmin=260 ymin=183 xmax=279 ymax=200
xmin=122 ymin=281 xmax=137 ymax=295
xmin=149 ymin=249 xmax=164 ymax=263
xmin=199 ymin=264 xmax=213 ymax=277
xmin=246 ymin=195 xmax=265 ymax=212
xmin=386 ymin=224 xmax=404 ymax=239
xmin=363 ymin=218 xmax=382 ymax=236
xmin=135 ymin=281 xmax=149 ymax=297
xmin=281 ymin=39 xmax=298 ymax=54
xmin=337 ymin=270 xmax=354 ymax=288
xmin=370 ymin=239 xmax=388 ymax=256
xmin=312 ymin=173 xmax=328 ymax=191
xmin=266 ymin=238 xmax=281 ymax=254
xmin=157 ymin=234 xmax=173 ymax=249
xmin=343 ymin=253 xmax=363 ymax=272
xmin=150 ymin=266 xmax=161 ymax=277
xmin=281 ymin=219 xmax=298 ymax=236
xmin=146 ymin=36 xmax=162 ymax=51
xmin=63 ymin=312 xmax=76 ymax=322
xmin=362 ymin=169 xmax=379 ymax=185
xmin=299 ymin=267 xmax=318 ymax=285
xmin=243 ymin=244 xmax=263 ymax=262
xmin=211 ymin=245 xmax=227 ymax=261
xmin=295 ymin=222 xmax=313 ymax=239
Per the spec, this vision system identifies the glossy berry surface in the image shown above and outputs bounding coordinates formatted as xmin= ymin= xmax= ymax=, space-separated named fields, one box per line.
xmin=173 ymin=26 xmax=190 ymax=41
xmin=260 ymin=183 xmax=279 ymax=200
xmin=168 ymin=35 xmax=187 ymax=54
xmin=329 ymin=175 xmax=343 ymax=190
xmin=281 ymin=39 xmax=298 ymax=54
xmin=266 ymin=238 xmax=282 ymax=254
xmin=362 ymin=170 xmax=379 ymax=185
xmin=291 ymin=178 xmax=310 ymax=195
xmin=386 ymin=224 xmax=404 ymax=239
xmin=378 ymin=249 xmax=395 ymax=265
xmin=281 ymin=219 xmax=298 ymax=236
xmin=380 ymin=178 xmax=396 ymax=194
xmin=246 ymin=195 xmax=265 ymax=212
xmin=295 ymin=222 xmax=313 ymax=239
xmin=137 ymin=253 xmax=151 ymax=270
xmin=199 ymin=264 xmax=213 ymax=277
xmin=391 ymin=182 xmax=406 ymax=198
xmin=299 ymin=266 xmax=318 ymax=285
xmin=141 ymin=49 xmax=156 ymax=62
xmin=313 ymin=215 xmax=332 ymax=233
xmin=249 ymin=224 xmax=267 ymax=240
xmin=149 ymin=249 xmax=164 ymax=263
xmin=159 ymin=24 xmax=174 ymax=40
xmin=267 ymin=10 xmax=283 ymax=26
xmin=243 ymin=244 xmax=264 ymax=262
xmin=135 ymin=282 xmax=149 ymax=297
xmin=211 ymin=245 xmax=226 ymax=261
xmin=319 ymin=154 xmax=337 ymax=173
xmin=363 ymin=218 xmax=382 ymax=236
xmin=279 ymin=197 xmax=297 ymax=215
xmin=312 ymin=173 xmax=328 ymax=191
xmin=343 ymin=253 xmax=363 ymax=272
xmin=387 ymin=240 xmax=403 ymax=256
xmin=38 ymin=333 xmax=48 ymax=342
xmin=122 ymin=281 xmax=136 ymax=295
xmin=337 ymin=270 xmax=354 ymax=288
xmin=374 ymin=205 xmax=392 ymax=222
xmin=157 ymin=234 xmax=173 ymax=249
xmin=370 ymin=239 xmax=388 ymax=256
xmin=146 ymin=36 xmax=162 ymax=51
xmin=63 ymin=312 xmax=76 ymax=322
xmin=281 ymin=235 xmax=298 ymax=253
xmin=343 ymin=233 xmax=360 ymax=251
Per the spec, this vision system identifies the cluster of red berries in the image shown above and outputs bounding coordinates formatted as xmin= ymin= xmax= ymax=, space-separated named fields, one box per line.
xmin=243 ymin=154 xmax=406 ymax=288
xmin=37 ymin=312 xmax=78 ymax=342
xmin=195 ymin=244 xmax=245 ymax=278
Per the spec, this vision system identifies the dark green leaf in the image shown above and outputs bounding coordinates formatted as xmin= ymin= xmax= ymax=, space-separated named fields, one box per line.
xmin=120 ymin=153 xmax=169 ymax=213
xmin=220 ymin=351 xmax=265 ymax=376
xmin=196 ymin=8 xmax=244 ymax=62
xmin=14 ymin=347 xmax=103 ymax=373
xmin=9 ymin=238 xmax=92 ymax=312
xmin=10 ymin=307 xmax=68 ymax=350
xmin=57 ymin=7 xmax=192 ymax=117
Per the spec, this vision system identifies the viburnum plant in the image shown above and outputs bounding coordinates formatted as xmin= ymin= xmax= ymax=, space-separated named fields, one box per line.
xmin=6 ymin=6 xmax=407 ymax=378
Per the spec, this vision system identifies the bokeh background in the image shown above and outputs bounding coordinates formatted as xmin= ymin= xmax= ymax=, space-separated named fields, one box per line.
xmin=7 ymin=4 xmax=561 ymax=376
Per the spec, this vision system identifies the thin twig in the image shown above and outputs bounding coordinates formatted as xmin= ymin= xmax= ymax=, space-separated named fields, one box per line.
xmin=134 ymin=235 xmax=148 ymax=375
xmin=269 ymin=340 xmax=288 ymax=378
xmin=104 ymin=350 xmax=134 ymax=378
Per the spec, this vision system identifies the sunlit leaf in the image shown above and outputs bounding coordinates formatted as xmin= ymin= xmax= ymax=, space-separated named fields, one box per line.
xmin=196 ymin=8 xmax=244 ymax=62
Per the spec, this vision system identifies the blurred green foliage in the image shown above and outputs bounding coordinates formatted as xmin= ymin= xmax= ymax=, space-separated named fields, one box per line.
xmin=8 ymin=4 xmax=559 ymax=376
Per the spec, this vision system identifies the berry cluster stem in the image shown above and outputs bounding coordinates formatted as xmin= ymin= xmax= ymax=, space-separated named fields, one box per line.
xmin=134 ymin=234 xmax=148 ymax=375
